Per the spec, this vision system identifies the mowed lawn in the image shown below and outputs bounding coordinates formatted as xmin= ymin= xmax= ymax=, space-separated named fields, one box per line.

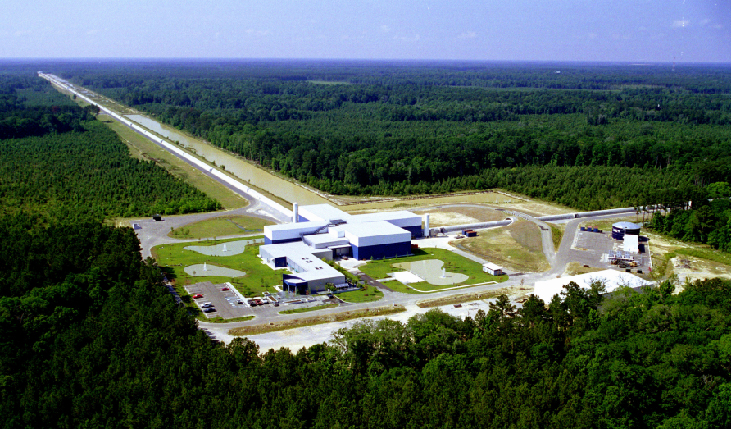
xmin=169 ymin=215 xmax=274 ymax=239
xmin=152 ymin=236 xmax=283 ymax=297
xmin=337 ymin=287 xmax=383 ymax=303
xmin=359 ymin=248 xmax=506 ymax=294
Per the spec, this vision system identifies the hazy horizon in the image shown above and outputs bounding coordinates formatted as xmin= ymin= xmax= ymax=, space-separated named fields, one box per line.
xmin=2 ymin=1 xmax=729 ymax=63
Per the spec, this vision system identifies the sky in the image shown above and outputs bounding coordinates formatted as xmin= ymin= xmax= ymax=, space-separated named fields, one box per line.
xmin=1 ymin=0 xmax=729 ymax=63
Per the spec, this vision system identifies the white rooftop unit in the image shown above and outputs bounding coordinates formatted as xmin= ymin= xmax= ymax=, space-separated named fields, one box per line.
xmin=298 ymin=204 xmax=352 ymax=223
xmin=623 ymin=235 xmax=639 ymax=254
xmin=482 ymin=262 xmax=504 ymax=276
xmin=303 ymin=233 xmax=350 ymax=249
xmin=349 ymin=211 xmax=422 ymax=229
xmin=331 ymin=221 xmax=411 ymax=247
xmin=265 ymin=221 xmax=328 ymax=243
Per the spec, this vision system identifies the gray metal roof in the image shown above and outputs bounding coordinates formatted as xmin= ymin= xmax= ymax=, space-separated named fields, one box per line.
xmin=612 ymin=221 xmax=641 ymax=230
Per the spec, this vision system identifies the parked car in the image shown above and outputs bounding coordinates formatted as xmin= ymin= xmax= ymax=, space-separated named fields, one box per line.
xmin=201 ymin=302 xmax=214 ymax=308
xmin=221 ymin=287 xmax=229 ymax=291
xmin=203 ymin=307 xmax=217 ymax=313
xmin=192 ymin=294 xmax=203 ymax=299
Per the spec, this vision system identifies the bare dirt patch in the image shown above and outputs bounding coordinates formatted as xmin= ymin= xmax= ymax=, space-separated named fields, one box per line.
xmin=669 ymin=256 xmax=731 ymax=284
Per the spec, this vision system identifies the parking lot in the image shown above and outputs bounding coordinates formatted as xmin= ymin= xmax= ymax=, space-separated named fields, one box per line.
xmin=185 ymin=281 xmax=254 ymax=319
xmin=573 ymin=231 xmax=651 ymax=273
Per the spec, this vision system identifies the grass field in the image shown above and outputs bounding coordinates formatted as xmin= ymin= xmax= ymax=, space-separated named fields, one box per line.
xmin=422 ymin=206 xmax=507 ymax=227
xmin=551 ymin=224 xmax=564 ymax=250
xmin=416 ymin=288 xmax=514 ymax=308
xmin=229 ymin=305 xmax=406 ymax=336
xmin=203 ymin=315 xmax=255 ymax=323
xmin=564 ymin=262 xmax=606 ymax=276
xmin=97 ymin=114 xmax=248 ymax=209
xmin=341 ymin=190 xmax=573 ymax=217
xmin=337 ymin=287 xmax=384 ymax=303
xmin=455 ymin=221 xmax=550 ymax=273
xmin=358 ymin=248 xmax=506 ymax=293
xmin=168 ymin=215 xmax=273 ymax=239
xmin=152 ymin=236 xmax=283 ymax=297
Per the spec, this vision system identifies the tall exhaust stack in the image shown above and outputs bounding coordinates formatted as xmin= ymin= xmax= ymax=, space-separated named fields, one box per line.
xmin=293 ymin=203 xmax=299 ymax=223
xmin=424 ymin=214 xmax=430 ymax=238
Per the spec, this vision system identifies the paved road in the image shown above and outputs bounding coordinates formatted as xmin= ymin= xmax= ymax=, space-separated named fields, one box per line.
xmin=133 ymin=206 xmax=276 ymax=259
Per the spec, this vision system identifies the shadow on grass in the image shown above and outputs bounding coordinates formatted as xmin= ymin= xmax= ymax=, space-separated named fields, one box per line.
xmin=161 ymin=266 xmax=177 ymax=281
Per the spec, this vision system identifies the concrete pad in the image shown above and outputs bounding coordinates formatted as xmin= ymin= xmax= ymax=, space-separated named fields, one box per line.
xmin=184 ymin=238 xmax=263 ymax=257
xmin=389 ymin=271 xmax=424 ymax=284
xmin=394 ymin=259 xmax=469 ymax=286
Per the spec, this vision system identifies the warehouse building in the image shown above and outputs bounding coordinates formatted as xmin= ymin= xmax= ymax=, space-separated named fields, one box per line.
xmin=260 ymin=204 xmax=421 ymax=293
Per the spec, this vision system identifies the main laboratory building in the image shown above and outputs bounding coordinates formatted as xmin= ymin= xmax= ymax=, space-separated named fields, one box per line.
xmin=260 ymin=204 xmax=422 ymax=294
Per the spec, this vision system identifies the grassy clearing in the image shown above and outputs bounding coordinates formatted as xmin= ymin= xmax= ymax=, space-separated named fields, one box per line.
xmin=551 ymin=224 xmax=564 ymax=250
xmin=359 ymin=248 xmax=506 ymax=292
xmin=579 ymin=215 xmax=648 ymax=232
xmin=279 ymin=303 xmax=339 ymax=314
xmin=340 ymin=190 xmax=573 ymax=218
xmin=152 ymin=236 xmax=283 ymax=297
xmin=455 ymin=221 xmax=550 ymax=273
xmin=417 ymin=288 xmax=513 ymax=308
xmin=337 ymin=287 xmax=384 ymax=303
xmin=97 ymin=114 xmax=248 ymax=210
xmin=674 ymin=248 xmax=731 ymax=266
xmin=229 ymin=305 xmax=407 ymax=336
xmin=564 ymin=262 xmax=606 ymax=276
xmin=343 ymin=192 xmax=513 ymax=212
xmin=425 ymin=206 xmax=507 ymax=227
xmin=169 ymin=215 xmax=273 ymax=239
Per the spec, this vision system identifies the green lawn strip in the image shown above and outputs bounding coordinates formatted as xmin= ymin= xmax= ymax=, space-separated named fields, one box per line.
xmin=169 ymin=215 xmax=273 ymax=239
xmin=279 ymin=303 xmax=339 ymax=314
xmin=379 ymin=280 xmax=423 ymax=294
xmin=673 ymin=248 xmax=731 ymax=266
xmin=203 ymin=315 xmax=255 ymax=323
xmin=337 ymin=287 xmax=384 ymax=303
xmin=152 ymin=236 xmax=282 ymax=297
xmin=416 ymin=289 xmax=513 ymax=308
xmin=405 ymin=280 xmax=504 ymax=293
xmin=359 ymin=248 xmax=504 ymax=287
xmin=551 ymin=224 xmax=564 ymax=250
xmin=229 ymin=305 xmax=406 ymax=336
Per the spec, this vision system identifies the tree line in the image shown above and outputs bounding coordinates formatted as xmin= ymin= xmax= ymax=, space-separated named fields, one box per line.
xmin=55 ymin=61 xmax=731 ymax=209
xmin=0 ymin=71 xmax=220 ymax=219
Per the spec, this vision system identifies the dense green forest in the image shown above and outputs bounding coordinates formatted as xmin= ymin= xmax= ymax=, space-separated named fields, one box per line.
xmin=53 ymin=60 xmax=731 ymax=209
xmin=648 ymin=182 xmax=731 ymax=251
xmin=2 ymin=61 xmax=731 ymax=428
xmin=0 ymin=69 xmax=220 ymax=218
xmin=2 ymin=211 xmax=731 ymax=428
